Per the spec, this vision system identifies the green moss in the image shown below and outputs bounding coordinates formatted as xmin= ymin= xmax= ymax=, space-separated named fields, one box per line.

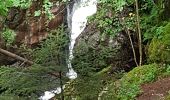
xmin=148 ymin=23 xmax=170 ymax=63
xmin=159 ymin=64 xmax=170 ymax=78
xmin=101 ymin=64 xmax=161 ymax=100
xmin=121 ymin=64 xmax=159 ymax=84
xmin=117 ymin=64 xmax=160 ymax=99
xmin=165 ymin=90 xmax=170 ymax=100
xmin=165 ymin=94 xmax=170 ymax=100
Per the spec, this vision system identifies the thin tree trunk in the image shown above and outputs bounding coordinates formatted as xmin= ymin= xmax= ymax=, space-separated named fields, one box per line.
xmin=125 ymin=29 xmax=139 ymax=67
xmin=135 ymin=0 xmax=142 ymax=66
xmin=0 ymin=48 xmax=33 ymax=65
xmin=119 ymin=18 xmax=139 ymax=67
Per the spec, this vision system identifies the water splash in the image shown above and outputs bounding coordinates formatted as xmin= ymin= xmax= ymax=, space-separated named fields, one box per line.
xmin=39 ymin=86 xmax=65 ymax=100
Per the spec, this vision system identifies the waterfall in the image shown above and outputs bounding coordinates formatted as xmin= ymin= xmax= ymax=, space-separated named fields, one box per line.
xmin=66 ymin=0 xmax=97 ymax=79
xmin=39 ymin=0 xmax=97 ymax=99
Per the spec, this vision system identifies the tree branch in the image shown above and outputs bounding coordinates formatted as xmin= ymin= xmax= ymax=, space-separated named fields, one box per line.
xmin=119 ymin=17 xmax=139 ymax=67
xmin=0 ymin=48 xmax=33 ymax=65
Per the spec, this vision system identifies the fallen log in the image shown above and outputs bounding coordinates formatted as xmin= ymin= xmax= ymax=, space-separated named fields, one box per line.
xmin=0 ymin=48 xmax=33 ymax=65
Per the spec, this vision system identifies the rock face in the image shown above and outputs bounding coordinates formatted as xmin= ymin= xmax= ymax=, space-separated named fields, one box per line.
xmin=5 ymin=0 xmax=65 ymax=46
xmin=73 ymin=22 xmax=139 ymax=73
xmin=0 ymin=0 xmax=66 ymax=65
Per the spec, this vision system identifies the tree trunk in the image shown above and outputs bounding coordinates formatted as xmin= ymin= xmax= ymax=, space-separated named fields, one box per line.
xmin=0 ymin=48 xmax=33 ymax=65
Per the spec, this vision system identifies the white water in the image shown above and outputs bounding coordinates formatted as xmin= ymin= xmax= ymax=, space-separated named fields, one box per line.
xmin=39 ymin=86 xmax=65 ymax=100
xmin=39 ymin=0 xmax=97 ymax=99
xmin=66 ymin=0 xmax=97 ymax=79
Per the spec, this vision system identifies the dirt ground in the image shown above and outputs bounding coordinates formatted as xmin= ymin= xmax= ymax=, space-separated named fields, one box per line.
xmin=137 ymin=77 xmax=170 ymax=100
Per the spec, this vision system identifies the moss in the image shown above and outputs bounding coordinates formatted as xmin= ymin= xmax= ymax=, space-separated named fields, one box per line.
xmin=117 ymin=64 xmax=160 ymax=99
xmin=148 ymin=23 xmax=170 ymax=64
xmin=159 ymin=64 xmax=170 ymax=78
xmin=165 ymin=90 xmax=170 ymax=100
xmin=165 ymin=93 xmax=170 ymax=100
xmin=101 ymin=64 xmax=161 ymax=100
xmin=121 ymin=64 xmax=159 ymax=84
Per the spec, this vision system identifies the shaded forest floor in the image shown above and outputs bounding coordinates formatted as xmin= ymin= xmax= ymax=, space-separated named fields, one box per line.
xmin=137 ymin=76 xmax=170 ymax=100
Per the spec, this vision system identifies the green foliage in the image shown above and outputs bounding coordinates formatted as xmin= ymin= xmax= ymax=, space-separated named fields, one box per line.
xmin=89 ymin=1 xmax=121 ymax=37
xmin=89 ymin=0 xmax=137 ymax=39
xmin=42 ymin=0 xmax=55 ymax=20
xmin=13 ymin=0 xmax=32 ymax=9
xmin=117 ymin=64 xmax=159 ymax=99
xmin=148 ymin=23 xmax=170 ymax=63
xmin=33 ymin=25 xmax=68 ymax=66
xmin=0 ymin=0 xmax=13 ymax=16
xmin=160 ymin=64 xmax=170 ymax=77
xmin=0 ymin=94 xmax=31 ymax=100
xmin=0 ymin=0 xmax=65 ymax=19
xmin=165 ymin=91 xmax=170 ymax=100
xmin=2 ymin=28 xmax=16 ymax=46
xmin=0 ymin=0 xmax=32 ymax=16
xmin=64 ymin=66 xmax=115 ymax=100
xmin=65 ymin=77 xmax=103 ymax=100
xmin=0 ymin=65 xmax=61 ymax=98
xmin=99 ymin=0 xmax=126 ymax=11
xmin=101 ymin=64 xmax=160 ymax=100
xmin=34 ymin=10 xmax=41 ymax=17
xmin=0 ymin=26 xmax=69 ymax=98
xmin=34 ymin=0 xmax=68 ymax=19
xmin=166 ymin=65 xmax=170 ymax=73
xmin=72 ymin=41 xmax=119 ymax=77
xmin=140 ymin=0 xmax=168 ymax=42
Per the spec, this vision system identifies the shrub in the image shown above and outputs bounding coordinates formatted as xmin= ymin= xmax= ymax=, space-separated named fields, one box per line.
xmin=72 ymin=40 xmax=119 ymax=77
xmin=0 ymin=26 xmax=69 ymax=98
xmin=2 ymin=28 xmax=16 ymax=46
xmin=148 ymin=23 xmax=170 ymax=64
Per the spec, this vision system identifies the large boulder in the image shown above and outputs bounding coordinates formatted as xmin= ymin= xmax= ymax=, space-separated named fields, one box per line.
xmin=72 ymin=22 xmax=139 ymax=75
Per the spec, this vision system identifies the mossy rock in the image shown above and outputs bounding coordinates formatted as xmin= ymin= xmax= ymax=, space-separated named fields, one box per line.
xmin=148 ymin=23 xmax=170 ymax=63
xmin=117 ymin=64 xmax=160 ymax=99
xmin=120 ymin=64 xmax=159 ymax=85
xmin=101 ymin=64 xmax=161 ymax=100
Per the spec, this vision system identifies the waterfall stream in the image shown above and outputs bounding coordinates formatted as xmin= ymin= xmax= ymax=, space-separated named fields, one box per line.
xmin=66 ymin=0 xmax=97 ymax=79
xmin=39 ymin=0 xmax=97 ymax=99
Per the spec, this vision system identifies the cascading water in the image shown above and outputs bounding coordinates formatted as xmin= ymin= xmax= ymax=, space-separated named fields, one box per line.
xmin=66 ymin=0 xmax=97 ymax=79
xmin=39 ymin=0 xmax=97 ymax=99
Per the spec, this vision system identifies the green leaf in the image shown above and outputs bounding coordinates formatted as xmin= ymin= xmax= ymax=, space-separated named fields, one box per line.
xmin=34 ymin=10 xmax=41 ymax=16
